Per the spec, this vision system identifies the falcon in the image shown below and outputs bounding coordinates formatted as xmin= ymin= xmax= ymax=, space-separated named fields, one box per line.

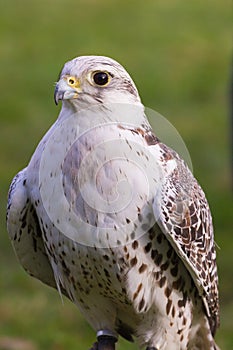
xmin=7 ymin=55 xmax=220 ymax=350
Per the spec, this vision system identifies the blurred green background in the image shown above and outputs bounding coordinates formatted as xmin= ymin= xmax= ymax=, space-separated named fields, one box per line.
xmin=0 ymin=0 xmax=232 ymax=349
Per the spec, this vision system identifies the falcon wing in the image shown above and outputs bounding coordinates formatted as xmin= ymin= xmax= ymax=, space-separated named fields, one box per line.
xmin=6 ymin=168 xmax=57 ymax=289
xmin=152 ymin=143 xmax=220 ymax=334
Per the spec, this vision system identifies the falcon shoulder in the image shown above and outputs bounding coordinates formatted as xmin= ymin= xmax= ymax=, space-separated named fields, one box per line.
xmin=6 ymin=168 xmax=57 ymax=289
xmin=152 ymin=142 xmax=220 ymax=335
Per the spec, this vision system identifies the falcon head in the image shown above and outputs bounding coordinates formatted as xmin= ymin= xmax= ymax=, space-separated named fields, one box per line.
xmin=54 ymin=56 xmax=141 ymax=108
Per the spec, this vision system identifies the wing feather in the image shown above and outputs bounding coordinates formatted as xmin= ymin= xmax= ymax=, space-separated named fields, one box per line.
xmin=7 ymin=169 xmax=57 ymax=289
xmin=152 ymin=143 xmax=220 ymax=334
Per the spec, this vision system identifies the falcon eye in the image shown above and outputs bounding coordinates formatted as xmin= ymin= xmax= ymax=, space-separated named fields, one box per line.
xmin=92 ymin=71 xmax=110 ymax=86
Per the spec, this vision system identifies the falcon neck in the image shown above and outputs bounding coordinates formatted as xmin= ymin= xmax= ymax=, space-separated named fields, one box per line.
xmin=57 ymin=101 xmax=149 ymax=130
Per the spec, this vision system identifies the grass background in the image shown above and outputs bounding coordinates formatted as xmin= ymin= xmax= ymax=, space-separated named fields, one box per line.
xmin=0 ymin=0 xmax=232 ymax=349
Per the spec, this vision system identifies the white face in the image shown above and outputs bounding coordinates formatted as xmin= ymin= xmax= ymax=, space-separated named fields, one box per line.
xmin=54 ymin=55 xmax=141 ymax=108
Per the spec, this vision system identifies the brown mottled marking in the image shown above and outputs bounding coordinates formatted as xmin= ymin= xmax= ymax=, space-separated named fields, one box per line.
xmin=159 ymin=276 xmax=166 ymax=288
xmin=157 ymin=233 xmax=163 ymax=244
xmin=104 ymin=268 xmax=110 ymax=278
xmin=133 ymin=283 xmax=142 ymax=300
xmin=184 ymin=210 xmax=191 ymax=226
xmin=161 ymin=260 xmax=169 ymax=271
xmin=130 ymin=256 xmax=138 ymax=267
xmin=178 ymin=299 xmax=186 ymax=308
xmin=153 ymin=271 xmax=160 ymax=280
xmin=165 ymin=286 xmax=172 ymax=298
xmin=154 ymin=251 xmax=163 ymax=266
xmin=171 ymin=305 xmax=175 ymax=318
xmin=132 ymin=240 xmax=139 ymax=249
xmin=151 ymin=249 xmax=156 ymax=260
xmin=144 ymin=132 xmax=159 ymax=146
xmin=139 ymin=263 xmax=148 ymax=274
xmin=172 ymin=276 xmax=183 ymax=290
xmin=144 ymin=241 xmax=152 ymax=253
xmin=182 ymin=228 xmax=189 ymax=239
xmin=166 ymin=299 xmax=172 ymax=315
xmin=138 ymin=298 xmax=145 ymax=311
xmin=148 ymin=228 xmax=155 ymax=240
xmin=171 ymin=264 xmax=178 ymax=277
xmin=166 ymin=247 xmax=173 ymax=259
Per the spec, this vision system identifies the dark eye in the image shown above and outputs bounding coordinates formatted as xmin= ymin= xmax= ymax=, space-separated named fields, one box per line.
xmin=93 ymin=71 xmax=110 ymax=86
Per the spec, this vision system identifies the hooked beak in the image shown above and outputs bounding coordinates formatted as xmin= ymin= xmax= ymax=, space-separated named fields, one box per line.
xmin=54 ymin=83 xmax=64 ymax=105
xmin=54 ymin=77 xmax=81 ymax=105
